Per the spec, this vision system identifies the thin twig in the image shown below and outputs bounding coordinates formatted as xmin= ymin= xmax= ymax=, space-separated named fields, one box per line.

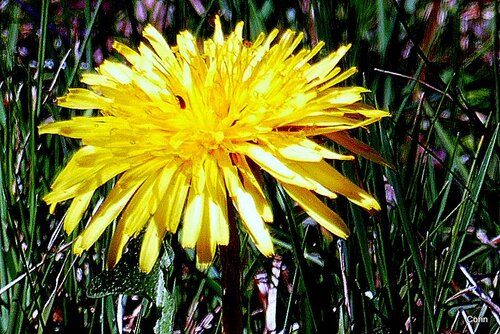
xmin=265 ymin=256 xmax=282 ymax=334
xmin=337 ymin=240 xmax=353 ymax=328
xmin=0 ymin=262 xmax=44 ymax=296
xmin=374 ymin=68 xmax=455 ymax=103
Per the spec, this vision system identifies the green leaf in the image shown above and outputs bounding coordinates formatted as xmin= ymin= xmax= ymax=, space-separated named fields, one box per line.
xmin=87 ymin=241 xmax=172 ymax=299
xmin=87 ymin=239 xmax=175 ymax=332
xmin=153 ymin=284 xmax=176 ymax=334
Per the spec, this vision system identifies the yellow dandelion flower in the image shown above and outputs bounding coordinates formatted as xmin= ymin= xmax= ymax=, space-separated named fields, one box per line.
xmin=40 ymin=17 xmax=389 ymax=273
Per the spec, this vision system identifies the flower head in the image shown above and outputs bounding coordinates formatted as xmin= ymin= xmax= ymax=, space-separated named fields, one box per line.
xmin=40 ymin=17 xmax=389 ymax=272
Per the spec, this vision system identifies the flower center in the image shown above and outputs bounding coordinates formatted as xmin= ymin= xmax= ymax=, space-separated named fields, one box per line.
xmin=212 ymin=131 xmax=225 ymax=144
xmin=199 ymin=130 xmax=226 ymax=152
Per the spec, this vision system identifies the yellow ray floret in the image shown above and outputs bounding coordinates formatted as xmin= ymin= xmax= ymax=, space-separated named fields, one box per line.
xmin=40 ymin=15 xmax=389 ymax=272
xmin=281 ymin=183 xmax=349 ymax=239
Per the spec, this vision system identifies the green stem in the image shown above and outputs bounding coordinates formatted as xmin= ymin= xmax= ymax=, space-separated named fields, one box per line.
xmin=219 ymin=206 xmax=243 ymax=334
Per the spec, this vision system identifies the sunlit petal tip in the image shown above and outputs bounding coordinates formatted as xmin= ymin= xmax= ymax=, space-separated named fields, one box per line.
xmin=138 ymin=222 xmax=164 ymax=273
xmin=142 ymin=24 xmax=162 ymax=39
xmin=107 ymin=232 xmax=131 ymax=269
xmin=339 ymin=230 xmax=350 ymax=240
xmin=255 ymin=242 xmax=274 ymax=257
xmin=181 ymin=193 xmax=204 ymax=248
xmin=361 ymin=195 xmax=382 ymax=213
xmin=56 ymin=88 xmax=112 ymax=110
xmin=282 ymin=183 xmax=350 ymax=239
xmin=143 ymin=23 xmax=155 ymax=31
xmin=339 ymin=44 xmax=352 ymax=53
xmin=262 ymin=207 xmax=274 ymax=223
xmin=48 ymin=202 xmax=57 ymax=214
xmin=195 ymin=260 xmax=212 ymax=272
xmin=138 ymin=261 xmax=151 ymax=273
xmin=139 ymin=250 xmax=160 ymax=273
xmin=234 ymin=21 xmax=245 ymax=38
xmin=111 ymin=40 xmax=124 ymax=51
xmin=63 ymin=191 xmax=93 ymax=234
xmin=213 ymin=15 xmax=224 ymax=44
xmin=72 ymin=236 xmax=85 ymax=256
